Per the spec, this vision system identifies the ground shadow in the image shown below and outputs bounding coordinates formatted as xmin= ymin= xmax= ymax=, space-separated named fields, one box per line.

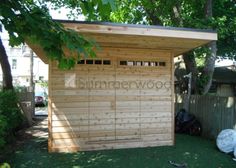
xmin=3 ymin=134 xmax=236 ymax=168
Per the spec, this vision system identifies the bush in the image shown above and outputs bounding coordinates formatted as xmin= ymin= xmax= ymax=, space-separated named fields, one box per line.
xmin=0 ymin=163 xmax=10 ymax=168
xmin=0 ymin=115 xmax=8 ymax=147
xmin=0 ymin=90 xmax=24 ymax=149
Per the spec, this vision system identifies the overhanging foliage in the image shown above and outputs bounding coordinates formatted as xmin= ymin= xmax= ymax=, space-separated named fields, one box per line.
xmin=0 ymin=0 xmax=115 ymax=69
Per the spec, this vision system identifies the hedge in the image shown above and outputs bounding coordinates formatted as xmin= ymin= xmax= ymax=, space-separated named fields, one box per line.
xmin=0 ymin=90 xmax=24 ymax=149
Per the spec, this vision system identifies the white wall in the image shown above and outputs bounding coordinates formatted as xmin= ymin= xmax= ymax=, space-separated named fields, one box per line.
xmin=0 ymin=30 xmax=48 ymax=87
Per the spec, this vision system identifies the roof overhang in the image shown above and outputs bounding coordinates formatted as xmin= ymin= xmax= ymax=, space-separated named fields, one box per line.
xmin=29 ymin=20 xmax=217 ymax=64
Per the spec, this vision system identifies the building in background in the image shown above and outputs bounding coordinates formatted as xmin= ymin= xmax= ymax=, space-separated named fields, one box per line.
xmin=0 ymin=31 xmax=48 ymax=88
xmin=174 ymin=55 xmax=236 ymax=97
xmin=209 ymin=66 xmax=236 ymax=97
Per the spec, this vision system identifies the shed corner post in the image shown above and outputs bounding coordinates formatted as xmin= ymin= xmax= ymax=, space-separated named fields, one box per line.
xmin=48 ymin=60 xmax=53 ymax=152
xmin=171 ymin=52 xmax=175 ymax=145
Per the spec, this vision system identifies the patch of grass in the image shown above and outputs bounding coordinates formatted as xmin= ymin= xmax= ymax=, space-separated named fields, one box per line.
xmin=3 ymin=134 xmax=235 ymax=168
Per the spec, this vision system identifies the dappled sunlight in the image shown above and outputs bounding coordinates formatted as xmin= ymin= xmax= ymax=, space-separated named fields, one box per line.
xmin=51 ymin=103 xmax=84 ymax=152
xmin=5 ymin=134 xmax=236 ymax=168
xmin=213 ymin=103 xmax=217 ymax=107
xmin=16 ymin=118 xmax=48 ymax=142
xmin=175 ymin=94 xmax=183 ymax=103
xmin=234 ymin=124 xmax=236 ymax=130
xmin=226 ymin=97 xmax=234 ymax=108
xmin=48 ymin=53 xmax=175 ymax=152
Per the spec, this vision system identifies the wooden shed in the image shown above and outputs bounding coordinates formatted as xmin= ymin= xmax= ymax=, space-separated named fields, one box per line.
xmin=31 ymin=21 xmax=217 ymax=152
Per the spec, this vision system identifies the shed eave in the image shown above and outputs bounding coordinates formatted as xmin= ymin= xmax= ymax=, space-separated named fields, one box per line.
xmin=63 ymin=22 xmax=217 ymax=57
xmin=28 ymin=21 xmax=217 ymax=64
xmin=63 ymin=22 xmax=217 ymax=41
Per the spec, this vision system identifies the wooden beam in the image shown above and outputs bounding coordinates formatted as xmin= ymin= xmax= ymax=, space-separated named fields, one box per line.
xmin=63 ymin=23 xmax=217 ymax=41
xmin=26 ymin=42 xmax=49 ymax=64
xmin=27 ymin=22 xmax=217 ymax=64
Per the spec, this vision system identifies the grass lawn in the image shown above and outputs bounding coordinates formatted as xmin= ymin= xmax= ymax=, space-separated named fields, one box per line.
xmin=3 ymin=134 xmax=236 ymax=168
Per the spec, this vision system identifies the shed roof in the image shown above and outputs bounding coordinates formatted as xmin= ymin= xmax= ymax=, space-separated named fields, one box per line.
xmin=29 ymin=20 xmax=217 ymax=64
xmin=175 ymin=65 xmax=236 ymax=85
xmin=213 ymin=67 xmax=236 ymax=84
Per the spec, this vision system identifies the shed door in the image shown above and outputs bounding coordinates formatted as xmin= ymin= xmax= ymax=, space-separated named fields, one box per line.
xmin=85 ymin=59 xmax=116 ymax=142
xmin=115 ymin=57 xmax=172 ymax=143
xmin=83 ymin=55 xmax=172 ymax=144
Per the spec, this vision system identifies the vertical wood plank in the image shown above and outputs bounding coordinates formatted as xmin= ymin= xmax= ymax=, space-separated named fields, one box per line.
xmin=48 ymin=61 xmax=53 ymax=152
xmin=171 ymin=52 xmax=175 ymax=145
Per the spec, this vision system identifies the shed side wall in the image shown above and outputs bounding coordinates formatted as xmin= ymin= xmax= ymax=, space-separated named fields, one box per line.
xmin=49 ymin=48 xmax=173 ymax=152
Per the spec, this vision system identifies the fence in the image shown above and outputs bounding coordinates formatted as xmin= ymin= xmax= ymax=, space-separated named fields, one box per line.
xmin=175 ymin=94 xmax=236 ymax=139
xmin=18 ymin=91 xmax=34 ymax=125
xmin=18 ymin=91 xmax=32 ymax=102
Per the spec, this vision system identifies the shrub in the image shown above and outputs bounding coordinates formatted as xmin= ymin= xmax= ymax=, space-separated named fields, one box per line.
xmin=0 ymin=90 xmax=24 ymax=149
xmin=0 ymin=163 xmax=11 ymax=168
xmin=0 ymin=115 xmax=8 ymax=147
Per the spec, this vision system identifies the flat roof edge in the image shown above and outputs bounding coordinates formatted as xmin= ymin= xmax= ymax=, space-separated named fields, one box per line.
xmin=54 ymin=19 xmax=217 ymax=34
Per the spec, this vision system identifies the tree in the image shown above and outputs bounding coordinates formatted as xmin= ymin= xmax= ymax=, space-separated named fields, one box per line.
xmin=103 ymin=0 xmax=236 ymax=94
xmin=0 ymin=0 xmax=115 ymax=90
xmin=0 ymin=25 xmax=13 ymax=90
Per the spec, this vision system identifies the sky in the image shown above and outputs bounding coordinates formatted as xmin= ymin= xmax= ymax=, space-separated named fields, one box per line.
xmin=215 ymin=59 xmax=235 ymax=67
xmin=49 ymin=7 xmax=85 ymax=20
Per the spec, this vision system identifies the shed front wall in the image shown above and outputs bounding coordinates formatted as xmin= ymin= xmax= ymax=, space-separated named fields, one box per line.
xmin=49 ymin=47 xmax=174 ymax=152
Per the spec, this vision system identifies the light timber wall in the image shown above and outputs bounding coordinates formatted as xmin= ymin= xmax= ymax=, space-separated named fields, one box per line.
xmin=48 ymin=47 xmax=174 ymax=152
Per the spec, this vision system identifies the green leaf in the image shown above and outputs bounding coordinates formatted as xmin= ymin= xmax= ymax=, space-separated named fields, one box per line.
xmin=102 ymin=0 xmax=116 ymax=11
xmin=89 ymin=50 xmax=96 ymax=58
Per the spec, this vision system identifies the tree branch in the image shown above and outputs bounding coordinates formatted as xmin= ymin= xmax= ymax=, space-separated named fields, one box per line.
xmin=141 ymin=0 xmax=162 ymax=25
xmin=183 ymin=52 xmax=198 ymax=93
xmin=201 ymin=0 xmax=217 ymax=94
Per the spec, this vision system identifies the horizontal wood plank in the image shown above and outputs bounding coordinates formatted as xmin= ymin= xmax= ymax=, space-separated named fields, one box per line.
xmin=49 ymin=48 xmax=174 ymax=152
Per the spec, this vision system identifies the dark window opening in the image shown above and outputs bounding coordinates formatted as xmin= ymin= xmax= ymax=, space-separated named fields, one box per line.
xmin=95 ymin=60 xmax=102 ymax=64
xmin=12 ymin=59 xmax=17 ymax=69
xmin=39 ymin=76 xmax=44 ymax=80
xmin=103 ymin=60 xmax=111 ymax=65
xmin=77 ymin=60 xmax=85 ymax=64
xmin=120 ymin=61 xmax=127 ymax=65
xmin=86 ymin=60 xmax=94 ymax=64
